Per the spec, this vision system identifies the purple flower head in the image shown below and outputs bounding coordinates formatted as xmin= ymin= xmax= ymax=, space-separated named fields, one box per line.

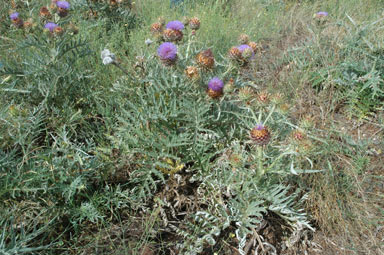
xmin=208 ymin=77 xmax=224 ymax=92
xmin=166 ymin=20 xmax=184 ymax=31
xmin=316 ymin=11 xmax=328 ymax=17
xmin=44 ymin=22 xmax=58 ymax=32
xmin=237 ymin=44 xmax=252 ymax=53
xmin=237 ymin=44 xmax=255 ymax=58
xmin=57 ymin=1 xmax=70 ymax=9
xmin=10 ymin=12 xmax=19 ymax=20
xmin=157 ymin=42 xmax=177 ymax=60
xmin=255 ymin=123 xmax=264 ymax=130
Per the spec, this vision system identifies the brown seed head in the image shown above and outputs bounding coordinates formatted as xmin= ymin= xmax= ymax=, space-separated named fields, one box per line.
xmin=228 ymin=47 xmax=242 ymax=60
xmin=196 ymin=49 xmax=215 ymax=69
xmin=163 ymin=29 xmax=183 ymax=42
xmin=248 ymin=41 xmax=259 ymax=53
xmin=39 ymin=6 xmax=52 ymax=19
xmin=189 ymin=17 xmax=200 ymax=30
xmin=150 ymin=22 xmax=163 ymax=34
xmin=185 ymin=66 xmax=199 ymax=80
xmin=238 ymin=33 xmax=249 ymax=44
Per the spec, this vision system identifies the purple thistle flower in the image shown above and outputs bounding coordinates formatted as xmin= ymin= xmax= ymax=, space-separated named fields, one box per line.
xmin=166 ymin=20 xmax=184 ymax=31
xmin=208 ymin=77 xmax=224 ymax=92
xmin=10 ymin=12 xmax=19 ymax=20
xmin=157 ymin=42 xmax=177 ymax=60
xmin=316 ymin=11 xmax=328 ymax=17
xmin=237 ymin=44 xmax=255 ymax=58
xmin=237 ymin=44 xmax=252 ymax=53
xmin=56 ymin=1 xmax=70 ymax=9
xmin=44 ymin=22 xmax=58 ymax=32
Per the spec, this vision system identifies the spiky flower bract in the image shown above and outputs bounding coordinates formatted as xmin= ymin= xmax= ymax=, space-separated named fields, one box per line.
xmin=157 ymin=42 xmax=177 ymax=66
xmin=189 ymin=17 xmax=200 ymax=30
xmin=250 ymin=124 xmax=271 ymax=146
xmin=196 ymin=49 xmax=215 ymax=69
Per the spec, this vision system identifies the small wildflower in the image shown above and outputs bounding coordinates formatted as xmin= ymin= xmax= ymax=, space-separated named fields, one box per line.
xmin=207 ymin=77 xmax=224 ymax=99
xmin=157 ymin=42 xmax=178 ymax=66
xmin=189 ymin=17 xmax=200 ymax=30
xmin=44 ymin=22 xmax=58 ymax=32
xmin=166 ymin=20 xmax=184 ymax=31
xmin=196 ymin=49 xmax=215 ymax=70
xmin=250 ymin=124 xmax=271 ymax=146
xmin=185 ymin=66 xmax=199 ymax=80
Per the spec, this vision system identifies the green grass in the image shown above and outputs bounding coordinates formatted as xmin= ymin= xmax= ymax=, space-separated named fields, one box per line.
xmin=0 ymin=0 xmax=383 ymax=254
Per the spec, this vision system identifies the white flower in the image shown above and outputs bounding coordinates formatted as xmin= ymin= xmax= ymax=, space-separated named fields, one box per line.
xmin=145 ymin=39 xmax=153 ymax=46
xmin=101 ymin=48 xmax=116 ymax=65
xmin=102 ymin=57 xmax=114 ymax=65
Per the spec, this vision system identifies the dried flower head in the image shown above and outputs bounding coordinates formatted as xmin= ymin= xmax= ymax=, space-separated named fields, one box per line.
xmin=44 ymin=22 xmax=58 ymax=32
xmin=207 ymin=77 xmax=224 ymax=98
xmin=166 ymin=20 xmax=184 ymax=31
xmin=185 ymin=66 xmax=199 ymax=80
xmin=150 ymin=22 xmax=163 ymax=34
xmin=196 ymin=49 xmax=215 ymax=70
xmin=189 ymin=17 xmax=200 ymax=30
xmin=248 ymin=41 xmax=259 ymax=53
xmin=250 ymin=124 xmax=271 ymax=146
xmin=163 ymin=29 xmax=183 ymax=42
xmin=157 ymin=42 xmax=177 ymax=66
xmin=228 ymin=47 xmax=242 ymax=60
xmin=39 ymin=7 xmax=52 ymax=19
xmin=238 ymin=33 xmax=249 ymax=44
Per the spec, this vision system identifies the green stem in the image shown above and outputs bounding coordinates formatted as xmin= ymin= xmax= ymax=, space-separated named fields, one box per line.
xmin=257 ymin=146 xmax=264 ymax=177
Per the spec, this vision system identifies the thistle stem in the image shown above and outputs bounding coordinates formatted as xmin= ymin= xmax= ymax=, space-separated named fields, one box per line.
xmin=257 ymin=146 xmax=264 ymax=177
xmin=113 ymin=62 xmax=130 ymax=76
